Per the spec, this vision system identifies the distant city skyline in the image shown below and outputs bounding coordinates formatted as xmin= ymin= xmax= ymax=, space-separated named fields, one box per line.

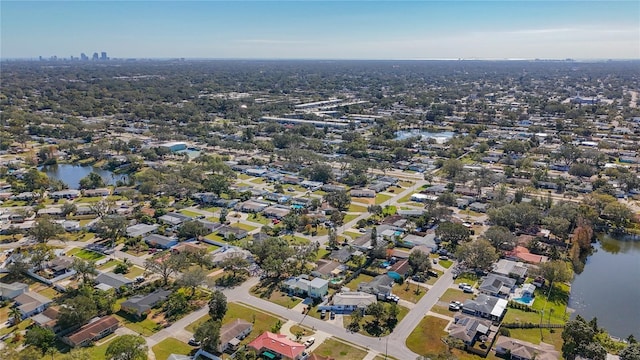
xmin=1 ymin=1 xmax=639 ymax=60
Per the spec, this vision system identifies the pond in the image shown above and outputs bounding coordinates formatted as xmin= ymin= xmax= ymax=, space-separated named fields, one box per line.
xmin=568 ymin=234 xmax=640 ymax=339
xmin=395 ymin=130 xmax=454 ymax=143
xmin=41 ymin=164 xmax=128 ymax=190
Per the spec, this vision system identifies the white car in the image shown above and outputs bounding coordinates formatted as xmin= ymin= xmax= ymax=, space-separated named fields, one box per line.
xmin=462 ymin=285 xmax=474 ymax=293
xmin=303 ymin=337 xmax=315 ymax=348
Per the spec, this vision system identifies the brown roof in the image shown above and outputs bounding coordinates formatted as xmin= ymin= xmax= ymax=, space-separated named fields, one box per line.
xmin=67 ymin=316 xmax=119 ymax=345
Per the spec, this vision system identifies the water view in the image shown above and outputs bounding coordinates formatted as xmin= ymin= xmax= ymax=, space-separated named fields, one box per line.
xmin=395 ymin=130 xmax=454 ymax=143
xmin=41 ymin=164 xmax=128 ymax=190
xmin=568 ymin=235 xmax=640 ymax=339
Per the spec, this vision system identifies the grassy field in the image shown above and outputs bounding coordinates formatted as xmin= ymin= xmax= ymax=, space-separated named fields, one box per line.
xmin=246 ymin=213 xmax=272 ymax=225
xmin=439 ymin=288 xmax=475 ymax=303
xmin=251 ymin=282 xmax=302 ymax=309
xmin=504 ymin=283 xmax=569 ymax=325
xmin=232 ymin=222 xmax=258 ymax=232
xmin=114 ymin=309 xmax=163 ymax=336
xmin=406 ymin=315 xmax=449 ymax=356
xmin=375 ymin=193 xmax=393 ymax=204
xmin=290 ymin=324 xmax=315 ymax=337
xmin=178 ymin=209 xmax=200 ymax=217
xmin=152 ymin=337 xmax=195 ymax=360
xmin=348 ymin=203 xmax=368 ymax=213
xmin=312 ymin=338 xmax=367 ymax=360
xmin=508 ymin=328 xmax=564 ymax=351
xmin=343 ymin=231 xmax=363 ymax=240
xmin=282 ymin=235 xmax=310 ymax=245
xmin=454 ymin=272 xmax=480 ymax=285
xmin=394 ymin=282 xmax=427 ymax=303
xmin=425 ymin=269 xmax=444 ymax=285
xmin=67 ymin=248 xmax=105 ymax=261
xmin=344 ymin=274 xmax=374 ymax=291
xmin=123 ymin=266 xmax=145 ymax=279
xmin=343 ymin=214 xmax=359 ymax=223
xmin=97 ymin=259 xmax=123 ymax=270
xmin=439 ymin=259 xmax=453 ymax=268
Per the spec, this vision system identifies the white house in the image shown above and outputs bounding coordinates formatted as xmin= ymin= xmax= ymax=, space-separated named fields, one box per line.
xmin=283 ymin=276 xmax=329 ymax=299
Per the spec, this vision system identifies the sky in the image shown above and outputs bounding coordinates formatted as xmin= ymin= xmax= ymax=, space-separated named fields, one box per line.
xmin=1 ymin=1 xmax=639 ymax=60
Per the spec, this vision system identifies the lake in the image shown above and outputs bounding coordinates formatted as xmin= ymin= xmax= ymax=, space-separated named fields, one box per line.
xmin=568 ymin=235 xmax=640 ymax=339
xmin=395 ymin=130 xmax=454 ymax=143
xmin=41 ymin=164 xmax=128 ymax=190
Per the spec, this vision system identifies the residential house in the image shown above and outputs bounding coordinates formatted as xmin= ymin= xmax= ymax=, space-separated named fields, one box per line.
xmin=447 ymin=314 xmax=496 ymax=346
xmin=506 ymin=246 xmax=548 ymax=264
xmin=44 ymin=256 xmax=74 ymax=277
xmin=462 ymin=294 xmax=508 ymax=323
xmin=0 ymin=282 xmax=28 ymax=300
xmin=211 ymin=247 xmax=252 ymax=264
xmin=492 ymin=259 xmax=528 ymax=281
xmin=328 ymin=247 xmax=353 ymax=263
xmin=236 ymin=200 xmax=269 ymax=213
xmin=31 ymin=306 xmax=60 ymax=331
xmin=388 ymin=258 xmax=410 ymax=278
xmin=172 ymin=242 xmax=207 ymax=255
xmin=469 ymin=202 xmax=489 ymax=213
xmin=350 ymin=189 xmax=375 ymax=198
xmin=159 ymin=212 xmax=193 ymax=226
xmin=120 ymin=289 xmax=171 ymax=318
xmin=248 ymin=332 xmax=306 ymax=360
xmin=283 ymin=276 xmax=329 ymax=299
xmin=217 ymin=226 xmax=248 ymax=240
xmin=263 ymin=205 xmax=291 ymax=219
xmin=83 ymin=188 xmax=110 ymax=197
xmin=144 ymin=234 xmax=179 ymax=249
xmin=479 ymin=274 xmax=518 ymax=298
xmin=218 ymin=319 xmax=253 ymax=353
xmin=63 ymin=316 xmax=119 ymax=347
xmin=402 ymin=233 xmax=437 ymax=251
xmin=14 ymin=291 xmax=52 ymax=318
xmin=329 ymin=291 xmax=377 ymax=313
xmin=368 ymin=181 xmax=391 ymax=193
xmin=321 ymin=184 xmax=346 ymax=192
xmin=49 ymin=189 xmax=81 ymax=200
xmin=126 ymin=223 xmax=159 ymax=238
xmin=411 ymin=193 xmax=438 ymax=203
xmin=357 ymin=274 xmax=395 ymax=297
xmin=311 ymin=259 xmax=344 ymax=279
xmin=494 ymin=337 xmax=560 ymax=360
xmin=95 ymin=272 xmax=134 ymax=291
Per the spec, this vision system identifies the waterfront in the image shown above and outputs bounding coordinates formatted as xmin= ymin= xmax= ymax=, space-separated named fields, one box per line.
xmin=568 ymin=235 xmax=640 ymax=339
xmin=41 ymin=164 xmax=128 ymax=189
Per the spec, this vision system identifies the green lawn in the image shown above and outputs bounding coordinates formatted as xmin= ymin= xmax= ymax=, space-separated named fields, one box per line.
xmin=406 ymin=315 xmax=449 ymax=356
xmin=251 ymin=280 xmax=303 ymax=309
xmin=508 ymin=328 xmax=564 ymax=352
xmin=250 ymin=177 xmax=265 ymax=184
xmin=123 ymin=266 xmax=145 ymax=280
xmin=343 ymin=214 xmax=358 ymax=223
xmin=205 ymin=233 xmax=228 ymax=244
xmin=232 ymin=222 xmax=258 ymax=232
xmin=343 ymin=231 xmax=363 ymax=240
xmin=344 ymin=274 xmax=374 ymax=291
xmin=397 ymin=193 xmax=413 ymax=203
xmin=75 ymin=196 xmax=102 ymax=203
xmin=439 ymin=288 xmax=475 ymax=303
xmin=205 ymin=217 xmax=220 ymax=223
xmin=114 ymin=309 xmax=163 ymax=336
xmin=282 ymin=235 xmax=310 ymax=245
xmin=394 ymin=282 xmax=427 ymax=303
xmin=97 ymin=259 xmax=123 ymax=271
xmin=315 ymin=247 xmax=330 ymax=261
xmin=312 ymin=338 xmax=367 ymax=360
xmin=67 ymin=248 xmax=105 ymax=261
xmin=247 ymin=214 xmax=272 ymax=225
xmin=504 ymin=284 xmax=569 ymax=325
xmin=348 ymin=203 xmax=368 ymax=213
xmin=342 ymin=304 xmax=410 ymax=337
xmin=152 ymin=337 xmax=194 ymax=360
xmin=425 ymin=269 xmax=444 ymax=285
xmin=178 ymin=209 xmax=200 ymax=217
xmin=375 ymin=193 xmax=393 ymax=204
xmin=36 ymin=286 xmax=60 ymax=299
xmin=454 ymin=272 xmax=480 ymax=285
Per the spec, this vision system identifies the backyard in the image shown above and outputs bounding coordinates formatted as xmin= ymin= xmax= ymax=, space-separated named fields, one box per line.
xmin=406 ymin=315 xmax=449 ymax=355
xmin=344 ymin=274 xmax=374 ymax=291
xmin=250 ymin=281 xmax=302 ymax=309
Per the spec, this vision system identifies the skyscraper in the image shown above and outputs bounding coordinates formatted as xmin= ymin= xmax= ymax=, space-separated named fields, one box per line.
xmin=80 ymin=53 xmax=89 ymax=61
xmin=100 ymin=52 xmax=108 ymax=60
xmin=92 ymin=52 xmax=99 ymax=60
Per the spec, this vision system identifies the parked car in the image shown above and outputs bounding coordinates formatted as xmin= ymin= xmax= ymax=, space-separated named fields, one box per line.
xmin=458 ymin=282 xmax=469 ymax=289
xmin=448 ymin=302 xmax=461 ymax=311
xmin=462 ymin=285 xmax=473 ymax=293
xmin=330 ymin=311 xmax=336 ymax=319
xmin=303 ymin=337 xmax=315 ymax=348
xmin=188 ymin=338 xmax=201 ymax=346
xmin=427 ymin=270 xmax=439 ymax=278
xmin=320 ymin=310 xmax=327 ymax=319
xmin=386 ymin=295 xmax=400 ymax=303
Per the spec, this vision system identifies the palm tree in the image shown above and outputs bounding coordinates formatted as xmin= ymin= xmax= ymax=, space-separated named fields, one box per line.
xmin=9 ymin=307 xmax=22 ymax=326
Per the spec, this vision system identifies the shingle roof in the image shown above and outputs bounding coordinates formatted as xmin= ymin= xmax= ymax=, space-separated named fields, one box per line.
xmin=248 ymin=332 xmax=305 ymax=359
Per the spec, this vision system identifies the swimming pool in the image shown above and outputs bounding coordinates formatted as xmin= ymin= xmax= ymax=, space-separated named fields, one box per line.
xmin=513 ymin=295 xmax=535 ymax=306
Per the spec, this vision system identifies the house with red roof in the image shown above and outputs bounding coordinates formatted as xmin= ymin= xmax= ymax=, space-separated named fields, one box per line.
xmin=247 ymin=331 xmax=306 ymax=360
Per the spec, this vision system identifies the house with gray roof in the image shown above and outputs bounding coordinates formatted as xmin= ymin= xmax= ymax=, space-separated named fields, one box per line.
xmin=462 ymin=294 xmax=508 ymax=323
xmin=448 ymin=314 xmax=495 ymax=346
xmin=0 ymin=282 xmax=28 ymax=300
xmin=144 ymin=234 xmax=179 ymax=249
xmin=14 ymin=291 xmax=52 ymax=319
xmin=95 ymin=272 xmax=133 ymax=290
xmin=126 ymin=223 xmax=159 ymax=238
xmin=492 ymin=259 xmax=528 ymax=280
xmin=479 ymin=274 xmax=517 ymax=298
xmin=357 ymin=274 xmax=395 ymax=297
xmin=329 ymin=291 xmax=377 ymax=313
xmin=120 ymin=289 xmax=171 ymax=318
xmin=283 ymin=276 xmax=329 ymax=299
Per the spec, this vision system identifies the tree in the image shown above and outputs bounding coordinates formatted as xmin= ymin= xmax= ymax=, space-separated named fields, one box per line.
xmin=58 ymin=348 xmax=91 ymax=360
xmin=325 ymin=191 xmax=351 ymax=211
xmin=542 ymin=216 xmax=572 ymax=240
xmin=620 ymin=343 xmax=640 ymax=360
xmin=482 ymin=226 xmax=516 ymax=250
xmin=441 ymin=158 xmax=464 ymax=180
xmin=408 ymin=249 xmax=431 ymax=276
xmin=455 ymin=239 xmax=499 ymax=271
xmin=282 ymin=212 xmax=300 ymax=232
xmin=94 ymin=215 xmax=127 ymax=247
xmin=347 ymin=310 xmax=363 ymax=332
xmin=24 ymin=326 xmax=56 ymax=354
xmin=105 ymin=334 xmax=148 ymax=360
xmin=249 ymin=237 xmax=294 ymax=278
xmin=144 ymin=252 xmax=188 ymax=285
xmin=29 ymin=216 xmax=64 ymax=243
xmin=537 ymin=260 xmax=572 ymax=289
xmin=61 ymin=202 xmax=77 ymax=217
xmin=219 ymin=253 xmax=250 ymax=278
xmin=180 ymin=267 xmax=207 ymax=297
xmin=602 ymin=202 xmax=633 ymax=230
xmin=569 ymin=163 xmax=595 ymax=178
xmin=72 ymin=258 xmax=98 ymax=284
xmin=9 ymin=306 xmax=22 ymax=325
xmin=365 ymin=302 xmax=387 ymax=336
xmin=208 ymin=290 xmax=228 ymax=321
xmin=304 ymin=163 xmax=334 ymax=183
xmin=562 ymin=316 xmax=606 ymax=360
xmin=327 ymin=227 xmax=338 ymax=249
xmin=194 ymin=319 xmax=222 ymax=353
xmin=219 ymin=208 xmax=228 ymax=223
xmin=164 ymin=292 xmax=189 ymax=320
xmin=57 ymin=295 xmax=98 ymax=330
xmin=435 ymin=222 xmax=470 ymax=251
xmin=488 ymin=202 xmax=541 ymax=231
xmin=370 ymin=226 xmax=377 ymax=248
xmin=177 ymin=220 xmax=209 ymax=240
xmin=204 ymin=174 xmax=230 ymax=196
xmin=30 ymin=244 xmax=54 ymax=270
xmin=78 ymin=172 xmax=105 ymax=189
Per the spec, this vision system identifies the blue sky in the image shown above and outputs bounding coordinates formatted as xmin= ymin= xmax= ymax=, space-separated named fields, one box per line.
xmin=2 ymin=1 xmax=639 ymax=59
